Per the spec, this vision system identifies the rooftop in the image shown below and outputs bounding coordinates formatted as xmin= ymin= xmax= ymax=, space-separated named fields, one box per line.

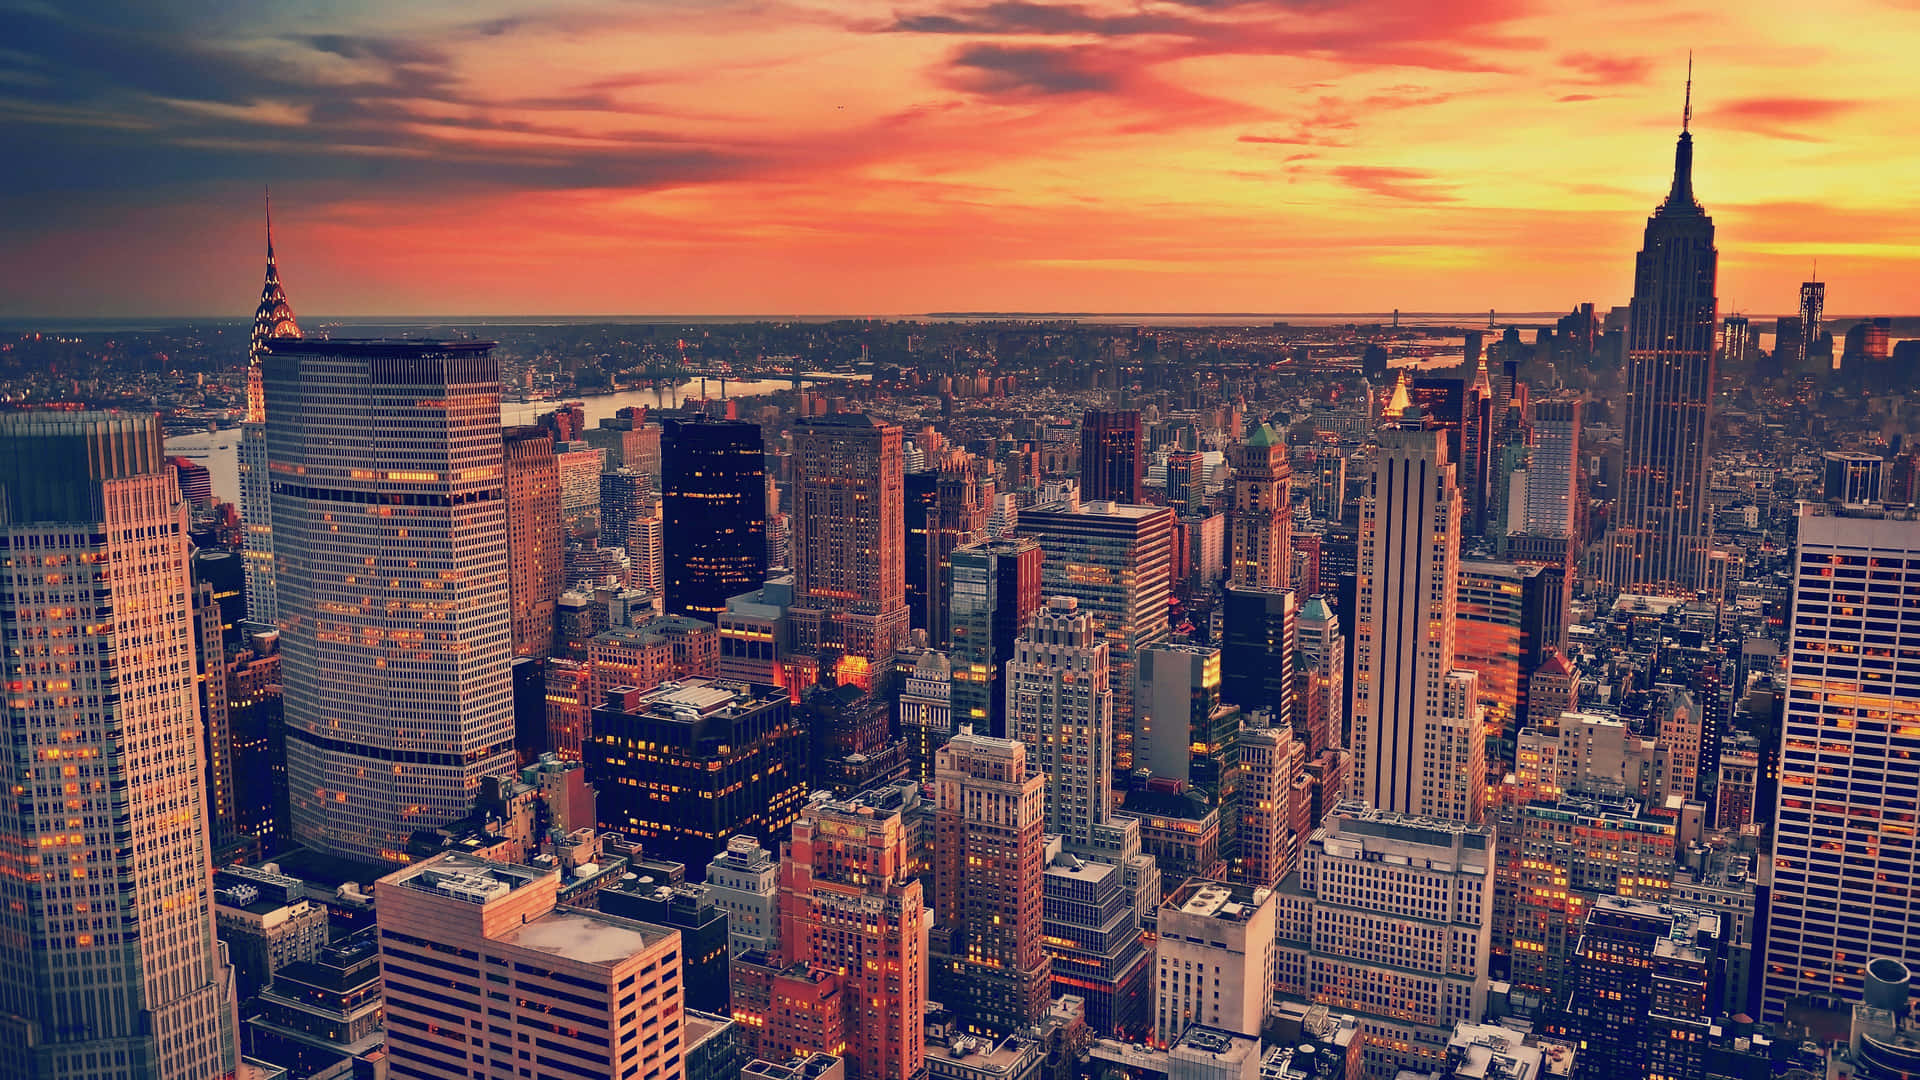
xmin=261 ymin=337 xmax=496 ymax=357
xmin=500 ymin=908 xmax=674 ymax=967
xmin=1162 ymin=878 xmax=1269 ymax=922
xmin=383 ymin=852 xmax=550 ymax=904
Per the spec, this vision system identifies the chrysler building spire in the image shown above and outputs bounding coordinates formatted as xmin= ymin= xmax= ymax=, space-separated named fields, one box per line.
xmin=247 ymin=189 xmax=301 ymax=422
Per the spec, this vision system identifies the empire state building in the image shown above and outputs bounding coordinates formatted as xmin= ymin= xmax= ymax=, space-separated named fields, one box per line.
xmin=1602 ymin=75 xmax=1719 ymax=595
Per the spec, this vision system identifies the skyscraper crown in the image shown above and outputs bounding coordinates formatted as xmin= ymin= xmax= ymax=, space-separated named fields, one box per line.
xmin=248 ymin=190 xmax=301 ymax=422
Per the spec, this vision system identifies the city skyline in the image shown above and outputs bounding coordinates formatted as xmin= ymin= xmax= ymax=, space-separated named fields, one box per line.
xmin=4 ymin=4 xmax=1918 ymax=319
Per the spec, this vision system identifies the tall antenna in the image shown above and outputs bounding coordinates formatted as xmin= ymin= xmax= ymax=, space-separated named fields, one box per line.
xmin=1683 ymin=52 xmax=1692 ymax=132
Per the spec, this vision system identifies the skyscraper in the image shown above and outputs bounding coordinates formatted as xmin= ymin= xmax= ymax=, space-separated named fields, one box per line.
xmin=588 ymin=680 xmax=809 ymax=877
xmin=1350 ymin=403 xmax=1486 ymax=824
xmin=1763 ymin=504 xmax=1920 ymax=1018
xmin=1006 ymin=597 xmax=1114 ymax=845
xmin=1020 ymin=499 xmax=1174 ymax=768
xmin=1080 ymin=409 xmax=1144 ymax=504
xmin=603 ymin=466 xmax=665 ymax=598
xmin=0 ymin=413 xmax=238 ymax=1080
xmin=779 ymin=789 xmax=930 ymax=1080
xmin=948 ymin=537 xmax=1043 ymax=739
xmin=1228 ymin=423 xmax=1291 ymax=588
xmin=264 ymin=339 xmax=517 ymax=863
xmin=905 ymin=465 xmax=989 ymax=646
xmin=1522 ymin=397 xmax=1581 ymax=538
xmin=504 ymin=425 xmax=564 ymax=658
xmin=377 ymin=853 xmax=686 ymax=1080
xmin=1601 ymin=79 xmax=1719 ymax=595
xmin=242 ymin=197 xmax=301 ymax=627
xmin=1272 ymin=806 xmax=1494 ymax=1079
xmin=1799 ymin=275 xmax=1826 ymax=368
xmin=933 ymin=732 xmax=1051 ymax=1037
xmin=663 ymin=418 xmax=768 ymax=621
xmin=790 ymin=414 xmax=909 ymax=685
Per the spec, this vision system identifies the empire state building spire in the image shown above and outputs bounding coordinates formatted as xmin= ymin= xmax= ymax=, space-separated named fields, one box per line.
xmin=1664 ymin=56 xmax=1700 ymax=214
xmin=247 ymin=190 xmax=301 ymax=423
xmin=1600 ymin=61 xmax=1719 ymax=596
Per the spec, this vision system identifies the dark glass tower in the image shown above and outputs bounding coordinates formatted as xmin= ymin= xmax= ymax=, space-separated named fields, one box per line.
xmin=1079 ymin=409 xmax=1143 ymax=504
xmin=662 ymin=418 xmax=768 ymax=620
xmin=1602 ymin=76 xmax=1718 ymax=595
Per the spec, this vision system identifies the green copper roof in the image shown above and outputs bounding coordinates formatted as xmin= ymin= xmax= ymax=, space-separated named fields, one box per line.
xmin=1299 ymin=595 xmax=1334 ymax=622
xmin=1244 ymin=422 xmax=1282 ymax=448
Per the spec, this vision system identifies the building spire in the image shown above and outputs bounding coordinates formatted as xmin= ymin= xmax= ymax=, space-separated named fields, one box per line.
xmin=248 ymin=188 xmax=301 ymax=422
xmin=1683 ymin=51 xmax=1692 ymax=133
xmin=1665 ymin=57 xmax=1697 ymax=212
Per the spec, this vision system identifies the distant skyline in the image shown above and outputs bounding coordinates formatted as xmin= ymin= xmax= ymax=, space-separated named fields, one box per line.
xmin=4 ymin=2 xmax=1917 ymax=318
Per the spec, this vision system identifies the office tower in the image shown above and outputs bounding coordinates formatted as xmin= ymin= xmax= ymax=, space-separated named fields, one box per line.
xmin=933 ymin=733 xmax=1051 ymax=1037
xmin=192 ymin=575 xmax=240 ymax=860
xmin=1154 ymin=881 xmax=1277 ymax=1045
xmin=1294 ymin=596 xmax=1344 ymax=757
xmin=900 ymin=650 xmax=955 ymax=783
xmin=1228 ymin=423 xmax=1291 ymax=588
xmin=588 ymin=680 xmax=808 ymax=876
xmin=377 ymin=853 xmax=685 ymax=1080
xmin=1137 ymin=644 xmax=1242 ymax=821
xmin=1773 ymin=315 xmax=1805 ymax=372
xmin=0 ymin=413 xmax=238 ymax=1080
xmin=1514 ymin=711 xmax=1668 ymax=804
xmin=554 ymin=442 xmax=605 ymax=540
xmin=586 ymin=410 xmax=662 ymax=476
xmin=663 ymin=418 xmax=768 ymax=621
xmin=1716 ymin=748 xmax=1759 ymax=829
xmin=1658 ymin=687 xmax=1705 ymax=802
xmin=779 ymin=789 xmax=931 ymax=1080
xmin=1042 ymin=840 xmax=1153 ymax=1038
xmin=228 ymin=637 xmax=289 ymax=854
xmin=906 ymin=466 xmax=991 ymax=645
xmin=1600 ymin=87 xmax=1719 ymax=595
xmin=1824 ymin=451 xmax=1885 ymax=505
xmin=212 ymin=868 xmax=329 ymax=1000
xmin=906 ymin=470 xmax=941 ymax=632
xmin=1021 ymin=500 xmax=1174 ymax=767
xmin=1526 ymin=653 xmax=1579 ymax=727
xmin=1500 ymin=795 xmax=1676 ymax=1001
xmin=241 ymin=200 xmax=303 ymax=630
xmin=1122 ymin=792 xmax=1224 ymax=882
xmin=1351 ymin=405 xmax=1485 ymax=824
xmin=1233 ymin=718 xmax=1307 ymax=890
xmin=1272 ymin=807 xmax=1494 ymax=1079
xmin=602 ymin=466 xmax=663 ymax=592
xmin=597 ymin=879 xmax=732 ymax=1014
xmin=1722 ymin=312 xmax=1753 ymax=366
xmin=804 ymin=683 xmax=912 ymax=798
xmin=1307 ymin=447 xmax=1347 ymax=521
xmin=1454 ymin=560 xmax=1557 ymax=768
xmin=1166 ymin=449 xmax=1206 ymax=514
xmin=1561 ymin=897 xmax=1720 ymax=1080
xmin=1006 ymin=597 xmax=1114 ymax=845
xmin=790 ymin=414 xmax=909 ymax=685
xmin=948 ymin=537 xmax=1043 ymax=739
xmin=244 ymin=926 xmax=383 ymax=1078
xmin=1219 ymin=586 xmax=1297 ymax=743
xmin=263 ymin=339 xmax=516 ymax=863
xmin=504 ymin=426 xmax=565 ymax=658
xmin=1081 ymin=409 xmax=1144 ymax=503
xmin=1761 ymin=506 xmax=1920 ymax=1018
xmin=1523 ymin=397 xmax=1581 ymax=537
xmin=1800 ymin=276 xmax=1826 ymax=364
xmin=707 ymin=836 xmax=781 ymax=956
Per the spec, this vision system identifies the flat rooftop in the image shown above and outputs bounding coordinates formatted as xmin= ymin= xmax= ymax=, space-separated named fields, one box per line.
xmin=1163 ymin=879 xmax=1266 ymax=922
xmin=501 ymin=908 xmax=673 ymax=967
xmin=261 ymin=338 xmax=496 ymax=357
xmin=384 ymin=852 xmax=550 ymax=904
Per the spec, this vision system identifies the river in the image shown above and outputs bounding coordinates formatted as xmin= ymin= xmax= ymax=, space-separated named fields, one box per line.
xmin=166 ymin=373 xmax=866 ymax=507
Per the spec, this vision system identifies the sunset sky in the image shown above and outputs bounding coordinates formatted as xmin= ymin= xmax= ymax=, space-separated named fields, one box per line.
xmin=3 ymin=0 xmax=1917 ymax=318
